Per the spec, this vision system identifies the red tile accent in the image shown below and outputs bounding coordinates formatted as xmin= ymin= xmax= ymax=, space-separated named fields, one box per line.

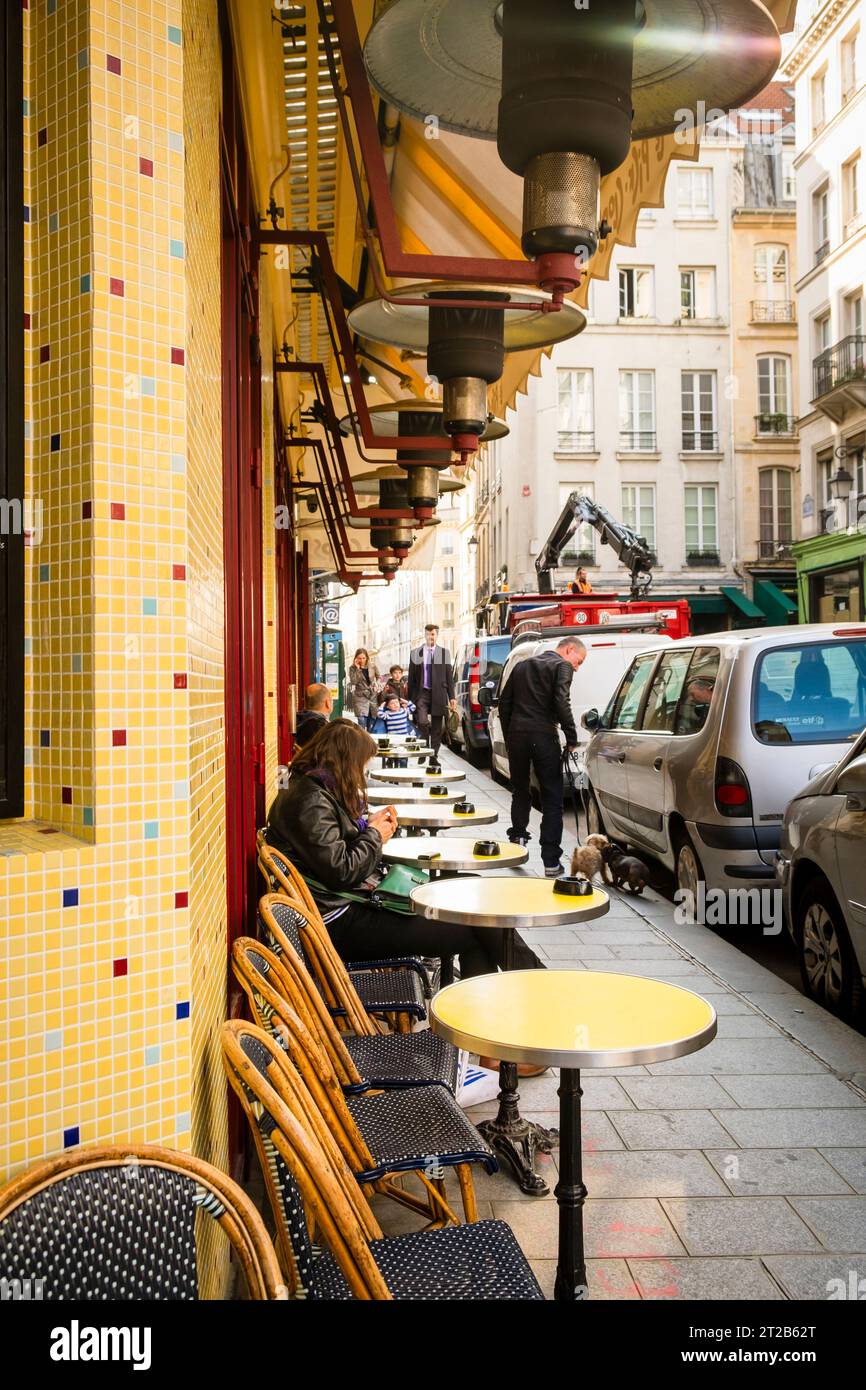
xmin=170 ymin=347 xmax=185 ymax=366
xmin=110 ymin=277 xmax=124 ymax=297
xmin=110 ymin=502 xmax=125 ymax=521
xmin=106 ymin=54 xmax=121 ymax=75
xmin=113 ymin=958 xmax=128 ymax=978
xmin=23 ymin=312 xmax=30 ymax=330
xmin=173 ymin=673 xmax=188 ymax=689
xmin=39 ymin=344 xmax=50 ymax=363
xmin=82 ymin=501 xmax=92 ymax=520
xmin=172 ymin=564 xmax=186 ymax=581
xmin=174 ymin=891 xmax=189 ymax=909
xmin=37 ymin=128 xmax=47 ymax=147
xmin=139 ymin=157 xmax=154 ymax=177
xmin=112 ymin=729 xmax=127 ymax=747
xmin=61 ymin=786 xmax=72 ymax=805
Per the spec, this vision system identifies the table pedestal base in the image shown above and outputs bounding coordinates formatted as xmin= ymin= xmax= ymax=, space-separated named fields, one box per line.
xmin=477 ymin=1062 xmax=559 ymax=1197
xmin=554 ymin=1067 xmax=588 ymax=1301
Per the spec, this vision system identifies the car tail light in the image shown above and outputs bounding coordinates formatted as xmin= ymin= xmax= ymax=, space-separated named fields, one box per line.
xmin=833 ymin=627 xmax=866 ymax=636
xmin=714 ymin=757 xmax=753 ymax=817
xmin=469 ymin=642 xmax=481 ymax=713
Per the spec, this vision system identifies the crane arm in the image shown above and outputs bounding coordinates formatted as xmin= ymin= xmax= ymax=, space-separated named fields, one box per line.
xmin=535 ymin=491 xmax=654 ymax=599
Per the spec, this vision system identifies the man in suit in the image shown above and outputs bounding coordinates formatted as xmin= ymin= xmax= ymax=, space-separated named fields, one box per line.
xmin=407 ymin=623 xmax=456 ymax=756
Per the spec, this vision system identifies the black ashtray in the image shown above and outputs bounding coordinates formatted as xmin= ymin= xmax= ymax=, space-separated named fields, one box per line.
xmin=428 ymin=784 xmax=449 ymax=797
xmin=553 ymin=875 xmax=593 ymax=897
xmin=454 ymin=800 xmax=475 ymax=815
xmin=377 ymin=737 xmax=391 ymax=749
xmin=473 ymin=840 xmax=500 ymax=857
xmin=426 ymin=761 xmax=442 ymax=774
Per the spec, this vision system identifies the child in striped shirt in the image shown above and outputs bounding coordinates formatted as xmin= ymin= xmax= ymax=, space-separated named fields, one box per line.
xmin=376 ymin=695 xmax=416 ymax=739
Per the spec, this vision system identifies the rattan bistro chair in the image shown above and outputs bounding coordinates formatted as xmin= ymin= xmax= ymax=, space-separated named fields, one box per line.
xmin=258 ymin=840 xmax=430 ymax=998
xmin=222 ymin=1022 xmax=544 ymax=1301
xmin=0 ymin=1143 xmax=286 ymax=1300
xmin=258 ymin=891 xmax=426 ymax=1033
xmin=231 ymin=940 xmax=491 ymax=1226
xmin=246 ymin=914 xmax=458 ymax=1092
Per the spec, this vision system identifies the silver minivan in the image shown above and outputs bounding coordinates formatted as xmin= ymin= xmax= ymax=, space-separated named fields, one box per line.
xmin=583 ymin=624 xmax=866 ymax=894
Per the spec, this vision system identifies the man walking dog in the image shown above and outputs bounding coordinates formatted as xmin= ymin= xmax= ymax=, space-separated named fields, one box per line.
xmin=500 ymin=636 xmax=586 ymax=876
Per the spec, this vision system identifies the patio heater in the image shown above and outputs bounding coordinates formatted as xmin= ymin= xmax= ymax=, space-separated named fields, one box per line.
xmin=338 ymin=400 xmax=506 ymax=520
xmin=347 ymin=285 xmax=582 ymax=465
xmin=363 ymin=0 xmax=781 ymax=270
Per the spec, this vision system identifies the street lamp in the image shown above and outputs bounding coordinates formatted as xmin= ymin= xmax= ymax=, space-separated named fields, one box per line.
xmin=468 ymin=534 xmax=479 ymax=551
xmin=829 ymin=465 xmax=854 ymax=502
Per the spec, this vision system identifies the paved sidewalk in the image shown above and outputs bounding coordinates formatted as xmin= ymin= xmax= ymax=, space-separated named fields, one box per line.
xmin=375 ymin=749 xmax=866 ymax=1301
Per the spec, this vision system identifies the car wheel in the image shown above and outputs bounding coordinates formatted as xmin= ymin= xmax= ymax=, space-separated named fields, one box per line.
xmin=796 ymin=878 xmax=864 ymax=1022
xmin=585 ymin=785 xmax=606 ymax=838
xmin=463 ymin=720 xmax=488 ymax=768
xmin=674 ymin=832 xmax=703 ymax=901
xmin=490 ymin=760 xmax=510 ymax=789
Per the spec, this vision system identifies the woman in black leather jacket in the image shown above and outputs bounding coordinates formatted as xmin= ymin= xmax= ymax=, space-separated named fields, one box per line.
xmin=265 ymin=719 xmax=541 ymax=979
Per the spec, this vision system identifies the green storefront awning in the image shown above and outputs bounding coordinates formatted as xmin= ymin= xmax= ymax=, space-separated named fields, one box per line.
xmin=720 ymin=586 xmax=765 ymax=621
xmin=753 ymin=579 xmax=798 ymax=625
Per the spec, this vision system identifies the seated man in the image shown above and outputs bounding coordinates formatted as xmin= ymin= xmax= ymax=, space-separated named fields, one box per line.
xmin=294 ymin=682 xmax=333 ymax=747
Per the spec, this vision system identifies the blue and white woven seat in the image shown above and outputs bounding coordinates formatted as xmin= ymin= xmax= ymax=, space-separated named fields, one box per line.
xmin=346 ymin=1086 xmax=495 ymax=1180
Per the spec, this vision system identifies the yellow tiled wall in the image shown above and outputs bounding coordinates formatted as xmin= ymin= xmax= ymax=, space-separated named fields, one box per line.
xmin=2 ymin=0 xmax=246 ymax=1296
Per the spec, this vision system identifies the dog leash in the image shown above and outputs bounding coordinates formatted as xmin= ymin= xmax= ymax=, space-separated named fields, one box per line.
xmin=561 ymin=746 xmax=586 ymax=842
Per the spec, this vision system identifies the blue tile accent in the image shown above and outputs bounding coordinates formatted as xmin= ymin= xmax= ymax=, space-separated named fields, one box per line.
xmin=71 ymin=653 xmax=82 ymax=673
xmin=24 ymin=421 xmax=31 ymax=440
xmin=79 ymin=273 xmax=91 ymax=293
xmin=171 ymin=452 xmax=186 ymax=473
xmin=144 ymin=821 xmax=159 ymax=840
xmin=62 ymin=888 xmax=79 ymax=908
xmin=144 ymin=1045 xmax=161 ymax=1066
xmin=167 ymin=25 xmax=182 ymax=45
xmin=176 ymin=1112 xmax=191 ymax=1134
xmin=48 ymin=212 xmax=59 ymax=232
xmin=40 ymin=729 xmax=50 ymax=747
xmin=45 ymin=1030 xmax=63 ymax=1052
xmin=176 ymin=1001 xmax=190 ymax=1021
xmin=77 ymin=50 xmax=89 ymax=71
xmin=50 ymin=433 xmax=60 ymax=451
xmin=82 ymin=806 xmax=94 ymax=827
xmin=22 ymin=99 xmax=29 ymax=118
xmin=24 ymin=637 xmax=31 ymax=655
xmin=142 ymin=597 xmax=157 ymax=616
xmin=63 ymin=1126 xmax=80 ymax=1149
xmin=23 ymin=204 xmax=30 ymax=223
xmin=23 ymin=747 xmax=33 ymax=766
xmin=169 ymin=238 xmax=184 ymax=259
xmin=173 ymin=780 xmax=189 ymax=799
xmin=39 ymin=563 xmax=50 ymax=582
xmin=140 ymin=375 xmax=156 ymax=397
xmin=168 ymin=131 xmax=183 ymax=153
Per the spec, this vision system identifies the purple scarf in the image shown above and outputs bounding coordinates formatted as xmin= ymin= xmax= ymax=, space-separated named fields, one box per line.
xmin=306 ymin=767 xmax=368 ymax=829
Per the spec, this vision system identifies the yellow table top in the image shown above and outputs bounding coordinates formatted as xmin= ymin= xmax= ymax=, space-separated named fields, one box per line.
xmin=382 ymin=837 xmax=529 ymax=871
xmin=367 ymin=785 xmax=461 ymax=804
xmin=369 ymin=767 xmax=467 ymax=784
xmin=394 ymin=805 xmax=499 ymax=828
xmin=412 ymin=875 xmax=609 ymax=928
xmin=431 ymin=970 xmax=717 ymax=1069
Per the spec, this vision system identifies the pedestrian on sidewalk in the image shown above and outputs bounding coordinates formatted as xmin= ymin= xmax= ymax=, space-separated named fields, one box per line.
xmin=407 ymin=622 xmax=456 ymax=756
xmin=382 ymin=664 xmax=409 ymax=701
xmin=500 ymin=636 xmax=586 ymax=878
xmin=346 ymin=648 xmax=380 ymax=730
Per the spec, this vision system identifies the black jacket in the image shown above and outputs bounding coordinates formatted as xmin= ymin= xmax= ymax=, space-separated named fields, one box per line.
xmin=500 ymin=649 xmax=578 ymax=745
xmin=293 ymin=710 xmax=327 ymax=747
xmin=265 ymin=771 xmax=382 ymax=912
xmin=407 ymin=643 xmax=455 ymax=716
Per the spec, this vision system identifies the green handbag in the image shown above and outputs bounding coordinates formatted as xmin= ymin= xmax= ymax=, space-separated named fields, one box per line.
xmin=303 ymin=861 xmax=429 ymax=917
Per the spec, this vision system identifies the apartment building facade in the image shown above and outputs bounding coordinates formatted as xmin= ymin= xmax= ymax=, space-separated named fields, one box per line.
xmin=785 ymin=0 xmax=866 ymax=622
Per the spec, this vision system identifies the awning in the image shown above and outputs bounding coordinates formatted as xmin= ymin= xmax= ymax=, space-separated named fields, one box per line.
xmin=753 ymin=579 xmax=798 ymax=625
xmin=721 ymin=587 xmax=766 ymax=621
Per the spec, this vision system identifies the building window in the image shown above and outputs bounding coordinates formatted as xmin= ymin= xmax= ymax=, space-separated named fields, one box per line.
xmin=621 ymin=485 xmax=657 ymax=556
xmin=443 ymin=602 xmax=455 ymax=627
xmin=618 ymin=371 xmax=656 ymax=451
xmin=440 ymin=532 xmax=454 ymax=555
xmin=681 ymin=372 xmax=718 ymax=451
xmin=558 ymin=484 xmax=595 ymax=564
xmin=847 ymin=291 xmax=864 ymax=338
xmin=754 ymin=244 xmax=789 ymax=295
xmin=677 ymin=167 xmax=713 ymax=218
xmin=618 ymin=267 xmax=653 ymax=319
xmin=843 ymin=154 xmax=861 ymax=237
xmin=442 ymin=566 xmax=455 ymax=592
xmin=680 ymin=267 xmax=716 ymax=320
xmin=814 ymin=311 xmax=832 ymax=357
xmin=841 ymin=27 xmax=859 ymax=103
xmin=846 ymin=436 xmax=866 ymax=527
xmin=684 ymin=485 xmax=719 ymax=561
xmin=756 ymin=355 xmax=792 ymax=432
xmin=759 ymin=469 xmax=793 ymax=558
xmin=818 ymin=449 xmax=834 ymax=531
xmin=813 ymin=183 xmax=830 ymax=263
xmin=556 ymin=368 xmax=594 ymax=451
xmin=782 ymin=149 xmax=796 ymax=201
xmin=811 ymin=66 xmax=827 ymax=135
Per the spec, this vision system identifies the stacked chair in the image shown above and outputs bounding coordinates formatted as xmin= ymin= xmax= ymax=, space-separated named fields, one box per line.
xmin=222 ymin=1021 xmax=544 ymax=1301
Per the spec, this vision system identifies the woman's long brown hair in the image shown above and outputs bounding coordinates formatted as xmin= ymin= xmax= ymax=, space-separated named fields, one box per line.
xmin=290 ymin=718 xmax=377 ymax=817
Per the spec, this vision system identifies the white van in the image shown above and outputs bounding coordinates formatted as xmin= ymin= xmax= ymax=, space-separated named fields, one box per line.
xmin=486 ymin=623 xmax=671 ymax=785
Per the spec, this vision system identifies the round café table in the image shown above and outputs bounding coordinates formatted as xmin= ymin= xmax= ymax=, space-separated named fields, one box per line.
xmin=394 ymin=804 xmax=499 ymax=833
xmin=367 ymin=784 xmax=462 ymax=806
xmin=382 ymin=836 xmax=528 ymax=876
xmin=412 ymin=876 xmax=608 ymax=1197
xmin=369 ymin=766 xmax=467 ymax=785
xmin=432 ymin=970 xmax=716 ymax=1300
xmin=371 ymin=743 xmax=431 ymax=761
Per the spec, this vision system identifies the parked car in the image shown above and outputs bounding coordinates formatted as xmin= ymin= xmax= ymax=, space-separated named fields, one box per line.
xmin=778 ymin=726 xmax=866 ymax=1021
xmin=447 ymin=636 xmax=511 ymax=764
xmin=582 ymin=624 xmax=866 ymax=895
xmin=487 ymin=624 xmax=671 ymax=785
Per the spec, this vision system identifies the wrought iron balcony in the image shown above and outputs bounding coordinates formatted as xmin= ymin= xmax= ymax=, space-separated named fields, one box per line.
xmin=758 ymin=535 xmax=793 ymax=560
xmin=556 ymin=431 xmax=596 ymax=453
xmin=814 ymin=239 xmax=830 ymax=266
xmin=755 ymin=413 xmax=797 ymax=436
xmin=618 ymin=431 xmax=657 ymax=451
xmin=682 ymin=430 xmax=719 ymax=452
xmin=750 ymin=300 xmax=795 ymax=323
xmin=686 ymin=549 xmax=721 ymax=566
xmin=812 ymin=335 xmax=866 ymax=422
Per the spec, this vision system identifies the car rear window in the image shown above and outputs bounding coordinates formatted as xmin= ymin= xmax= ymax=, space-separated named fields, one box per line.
xmin=754 ymin=639 xmax=866 ymax=745
xmin=478 ymin=638 xmax=510 ymax=684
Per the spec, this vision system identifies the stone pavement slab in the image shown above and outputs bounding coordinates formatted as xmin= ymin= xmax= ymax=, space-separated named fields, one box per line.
xmin=713 ymin=1108 xmax=866 ymax=1148
xmin=717 ymin=1074 xmax=866 ymax=1108
xmin=610 ymin=1109 xmax=738 ymax=1150
xmin=621 ymin=1076 xmax=740 ymax=1110
xmin=661 ymin=1198 xmax=822 ymax=1255
xmin=626 ymin=1256 xmax=785 ymax=1301
xmin=819 ymin=1149 xmax=866 ymax=1192
xmin=582 ymin=1149 xmax=729 ymax=1198
xmin=790 ymin=1196 xmax=866 ymax=1251
xmin=762 ymin=1254 xmax=866 ymax=1300
xmin=704 ymin=1148 xmax=855 ymax=1196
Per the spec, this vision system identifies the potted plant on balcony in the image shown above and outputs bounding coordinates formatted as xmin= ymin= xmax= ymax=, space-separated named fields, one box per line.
xmin=757 ymin=412 xmax=790 ymax=435
xmin=686 ymin=549 xmax=721 ymax=566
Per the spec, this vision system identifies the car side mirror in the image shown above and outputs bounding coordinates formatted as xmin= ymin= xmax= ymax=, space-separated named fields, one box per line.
xmin=836 ymin=753 xmax=866 ymax=797
xmin=478 ymin=685 xmax=495 ymax=710
xmin=582 ymin=708 xmax=601 ymax=732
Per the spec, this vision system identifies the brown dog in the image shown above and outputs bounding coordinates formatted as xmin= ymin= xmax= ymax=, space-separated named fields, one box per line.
xmin=601 ymin=843 xmax=651 ymax=894
xmin=569 ymin=833 xmax=610 ymax=884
